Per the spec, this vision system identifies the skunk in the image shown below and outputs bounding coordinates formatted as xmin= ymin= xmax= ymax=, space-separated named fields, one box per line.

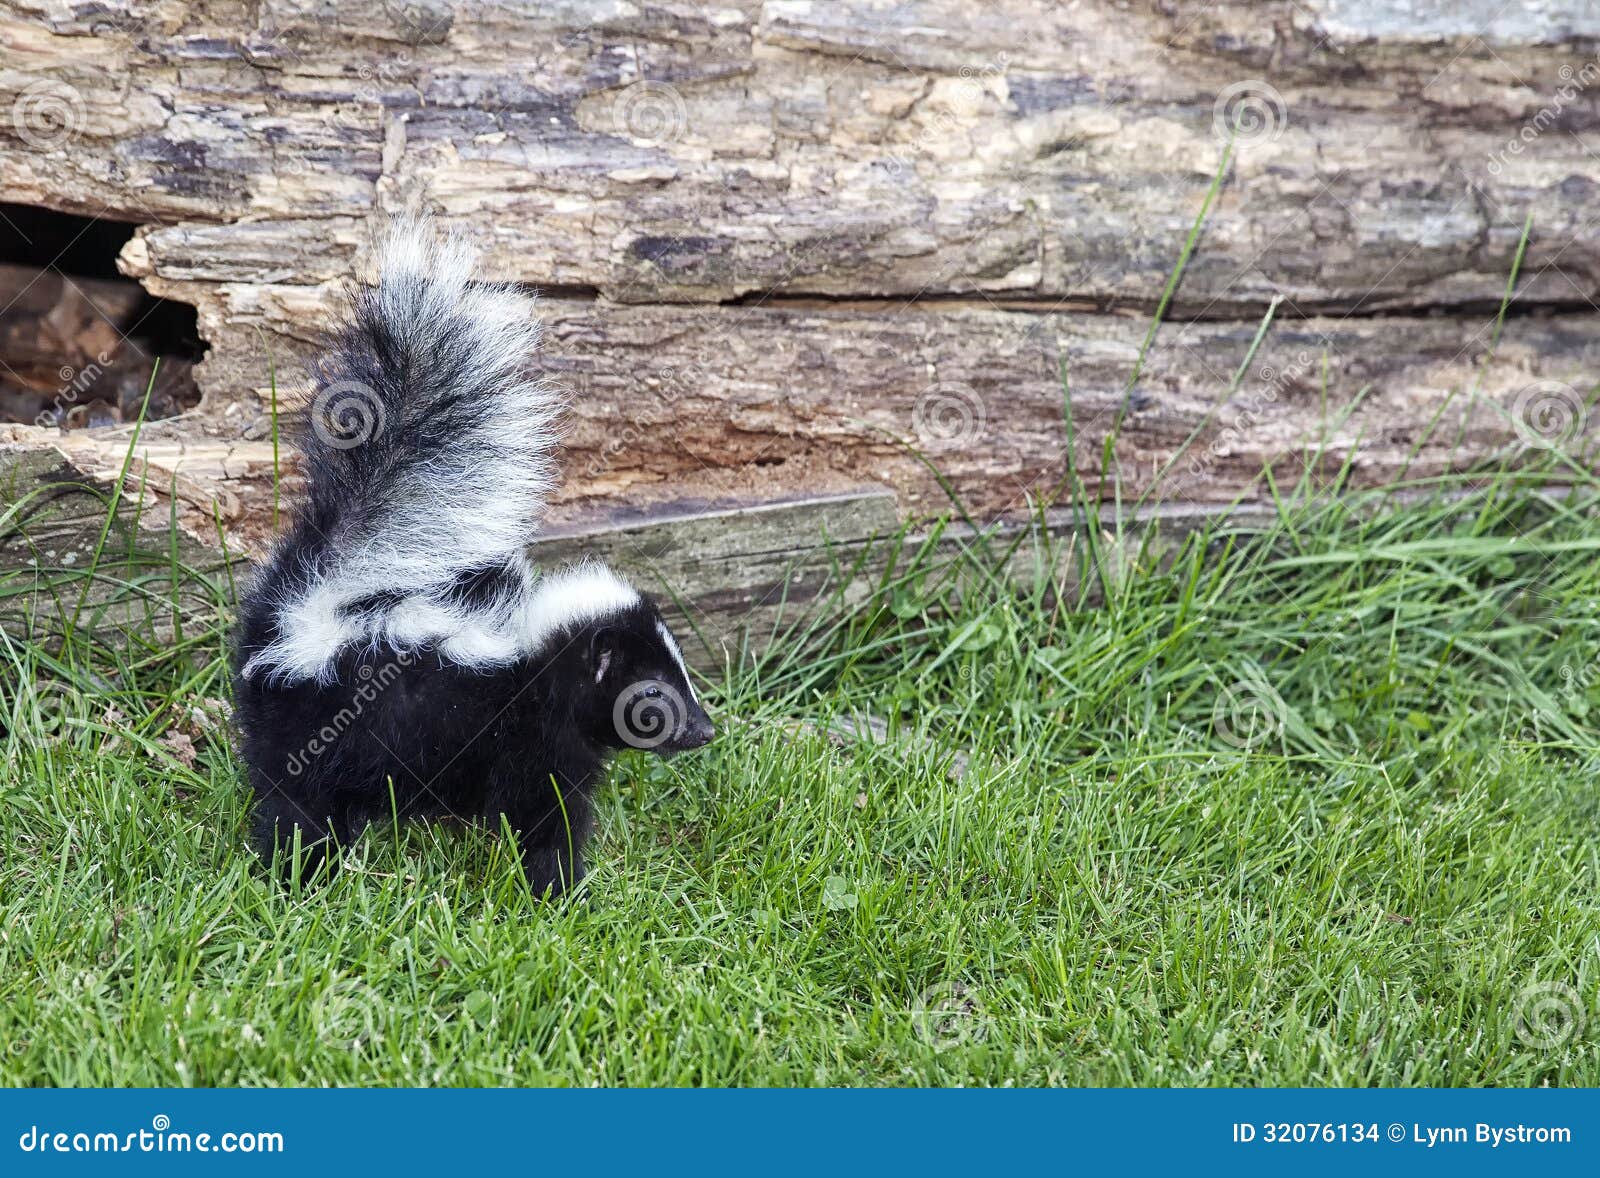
xmin=231 ymin=218 xmax=713 ymax=896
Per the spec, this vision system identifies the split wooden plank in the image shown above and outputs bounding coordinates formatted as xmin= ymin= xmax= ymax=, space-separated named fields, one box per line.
xmin=1 ymin=1 xmax=1596 ymax=315
xmin=98 ymin=290 xmax=1600 ymax=530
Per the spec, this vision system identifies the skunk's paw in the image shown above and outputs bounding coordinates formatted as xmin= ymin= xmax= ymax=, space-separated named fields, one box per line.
xmin=521 ymin=843 xmax=585 ymax=901
xmin=252 ymin=800 xmax=345 ymax=889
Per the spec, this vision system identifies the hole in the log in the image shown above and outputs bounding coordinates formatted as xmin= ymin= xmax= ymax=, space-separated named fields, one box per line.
xmin=0 ymin=202 xmax=206 ymax=429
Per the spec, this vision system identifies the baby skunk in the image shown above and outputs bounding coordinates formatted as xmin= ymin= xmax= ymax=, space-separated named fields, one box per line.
xmin=231 ymin=218 xmax=713 ymax=897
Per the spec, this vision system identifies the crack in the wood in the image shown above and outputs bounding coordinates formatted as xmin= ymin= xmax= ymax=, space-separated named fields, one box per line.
xmin=529 ymin=287 xmax=1600 ymax=324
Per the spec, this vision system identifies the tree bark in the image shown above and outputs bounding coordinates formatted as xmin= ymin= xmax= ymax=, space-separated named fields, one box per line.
xmin=0 ymin=0 xmax=1596 ymax=577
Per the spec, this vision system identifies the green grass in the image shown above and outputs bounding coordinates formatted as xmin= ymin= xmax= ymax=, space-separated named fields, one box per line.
xmin=1 ymin=193 xmax=1595 ymax=1086
xmin=2 ymin=455 xmax=1599 ymax=1086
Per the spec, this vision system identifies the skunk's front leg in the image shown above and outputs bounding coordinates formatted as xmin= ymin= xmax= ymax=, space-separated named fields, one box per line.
xmin=484 ymin=763 xmax=594 ymax=899
xmin=521 ymin=839 xmax=586 ymax=899
xmin=251 ymin=791 xmax=353 ymax=886
xmin=517 ymin=786 xmax=594 ymax=899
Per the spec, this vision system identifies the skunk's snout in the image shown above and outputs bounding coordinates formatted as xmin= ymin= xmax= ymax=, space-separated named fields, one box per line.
xmin=677 ymin=709 xmax=715 ymax=750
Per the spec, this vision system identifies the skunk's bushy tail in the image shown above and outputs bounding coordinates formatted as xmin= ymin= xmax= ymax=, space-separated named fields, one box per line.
xmin=239 ymin=218 xmax=565 ymax=683
xmin=302 ymin=217 xmax=560 ymax=581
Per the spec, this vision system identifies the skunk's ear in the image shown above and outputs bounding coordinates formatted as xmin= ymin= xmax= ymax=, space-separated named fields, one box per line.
xmin=588 ymin=627 xmax=617 ymax=685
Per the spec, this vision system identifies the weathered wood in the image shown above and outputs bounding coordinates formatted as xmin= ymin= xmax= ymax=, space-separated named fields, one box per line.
xmin=0 ymin=444 xmax=243 ymax=643
xmin=0 ymin=454 xmax=1275 ymax=671
xmin=62 ymin=292 xmax=1600 ymax=536
xmin=5 ymin=2 xmax=1598 ymax=310
xmin=531 ymin=487 xmax=901 ymax=666
xmin=1 ymin=0 xmax=1599 ymax=618
xmin=526 ymin=487 xmax=1304 ymax=670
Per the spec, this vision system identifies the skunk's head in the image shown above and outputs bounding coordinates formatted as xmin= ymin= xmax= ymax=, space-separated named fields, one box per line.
xmin=524 ymin=563 xmax=713 ymax=754
xmin=583 ymin=599 xmax=714 ymax=755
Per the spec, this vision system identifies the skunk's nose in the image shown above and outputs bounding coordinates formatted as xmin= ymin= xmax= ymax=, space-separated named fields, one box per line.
xmin=679 ymin=712 xmax=715 ymax=750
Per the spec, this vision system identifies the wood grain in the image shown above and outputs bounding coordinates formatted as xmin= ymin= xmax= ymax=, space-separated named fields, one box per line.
xmin=1 ymin=0 xmax=1598 ymax=617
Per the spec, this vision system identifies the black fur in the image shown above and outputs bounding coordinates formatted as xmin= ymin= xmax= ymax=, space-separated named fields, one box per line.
xmin=229 ymin=223 xmax=713 ymax=895
xmin=234 ymin=579 xmax=712 ymax=896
